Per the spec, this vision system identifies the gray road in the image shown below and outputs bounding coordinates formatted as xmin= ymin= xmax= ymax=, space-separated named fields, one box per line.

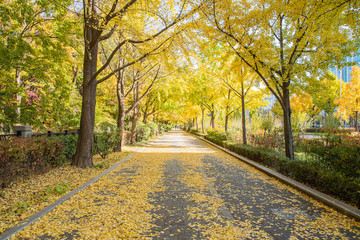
xmin=10 ymin=130 xmax=360 ymax=239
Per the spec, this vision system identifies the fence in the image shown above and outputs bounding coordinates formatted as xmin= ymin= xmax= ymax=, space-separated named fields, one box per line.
xmin=0 ymin=128 xmax=79 ymax=140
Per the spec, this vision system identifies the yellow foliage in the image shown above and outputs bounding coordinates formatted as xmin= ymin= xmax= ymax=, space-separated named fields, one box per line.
xmin=335 ymin=65 xmax=360 ymax=121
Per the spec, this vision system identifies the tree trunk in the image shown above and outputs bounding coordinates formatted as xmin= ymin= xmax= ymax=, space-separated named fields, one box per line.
xmin=210 ymin=104 xmax=215 ymax=129
xmin=15 ymin=69 xmax=21 ymax=117
xmin=210 ymin=111 xmax=215 ymax=129
xmin=355 ymin=111 xmax=359 ymax=132
xmin=241 ymin=82 xmax=247 ymax=145
xmin=115 ymin=71 xmax=125 ymax=152
xmin=201 ymin=107 xmax=205 ymax=134
xmin=282 ymin=83 xmax=294 ymax=160
xmin=196 ymin=116 xmax=199 ymax=132
xmin=72 ymin=2 xmax=100 ymax=168
xmin=225 ymin=114 xmax=229 ymax=132
xmin=143 ymin=108 xmax=148 ymax=124
xmin=131 ymin=110 xmax=137 ymax=144
xmin=142 ymin=100 xmax=149 ymax=124
xmin=72 ymin=66 xmax=79 ymax=86
xmin=131 ymin=81 xmax=139 ymax=144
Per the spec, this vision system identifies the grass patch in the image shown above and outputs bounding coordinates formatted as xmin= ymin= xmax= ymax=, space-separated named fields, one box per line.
xmin=45 ymin=181 xmax=71 ymax=196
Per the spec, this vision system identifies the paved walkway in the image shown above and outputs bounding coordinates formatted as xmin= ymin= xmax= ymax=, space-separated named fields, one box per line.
xmin=11 ymin=131 xmax=360 ymax=239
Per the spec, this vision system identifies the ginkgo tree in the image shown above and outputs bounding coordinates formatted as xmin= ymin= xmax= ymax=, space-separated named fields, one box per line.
xmin=204 ymin=0 xmax=359 ymax=159
xmin=336 ymin=65 xmax=360 ymax=131
xmin=290 ymin=92 xmax=319 ymax=133
xmin=303 ymin=73 xmax=341 ymax=116
xmin=73 ymin=0 xmax=204 ymax=168
xmin=215 ymin=57 xmax=265 ymax=144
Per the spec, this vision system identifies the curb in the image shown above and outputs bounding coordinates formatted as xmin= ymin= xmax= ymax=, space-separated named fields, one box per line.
xmin=0 ymin=147 xmax=150 ymax=240
xmin=189 ymin=133 xmax=360 ymax=221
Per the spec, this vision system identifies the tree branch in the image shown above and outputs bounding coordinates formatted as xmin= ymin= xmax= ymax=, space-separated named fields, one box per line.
xmin=125 ymin=65 xmax=161 ymax=115
xmin=96 ymin=35 xmax=172 ymax=84
xmin=99 ymin=24 xmax=118 ymax=41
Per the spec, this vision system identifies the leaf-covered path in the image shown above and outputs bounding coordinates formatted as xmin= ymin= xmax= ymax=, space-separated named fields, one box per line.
xmin=13 ymin=131 xmax=360 ymax=239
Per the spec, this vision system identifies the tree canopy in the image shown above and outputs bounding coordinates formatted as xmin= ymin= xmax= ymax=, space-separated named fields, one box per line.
xmin=1 ymin=0 xmax=359 ymax=165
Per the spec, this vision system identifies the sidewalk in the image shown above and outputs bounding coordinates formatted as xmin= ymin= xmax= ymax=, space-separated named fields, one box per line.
xmin=6 ymin=131 xmax=360 ymax=239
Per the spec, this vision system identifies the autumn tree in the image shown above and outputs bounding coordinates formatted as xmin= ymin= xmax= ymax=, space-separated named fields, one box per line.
xmin=336 ymin=65 xmax=360 ymax=131
xmin=0 ymin=0 xmax=80 ymax=131
xmin=204 ymin=0 xmax=359 ymax=159
xmin=303 ymin=73 xmax=341 ymax=116
xmin=290 ymin=92 xmax=319 ymax=132
xmin=73 ymin=0 xmax=203 ymax=167
xmin=215 ymin=57 xmax=263 ymax=144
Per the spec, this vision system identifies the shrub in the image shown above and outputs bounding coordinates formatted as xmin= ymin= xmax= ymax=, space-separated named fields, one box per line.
xmin=248 ymin=132 xmax=284 ymax=152
xmin=147 ymin=122 xmax=158 ymax=137
xmin=204 ymin=137 xmax=360 ymax=207
xmin=160 ymin=124 xmax=172 ymax=133
xmin=296 ymin=133 xmax=360 ymax=178
xmin=0 ymin=137 xmax=65 ymax=188
xmin=53 ymin=134 xmax=78 ymax=162
xmin=94 ymin=123 xmax=120 ymax=159
xmin=135 ymin=121 xmax=151 ymax=142
xmin=260 ymin=118 xmax=275 ymax=133
xmin=205 ymin=130 xmax=227 ymax=147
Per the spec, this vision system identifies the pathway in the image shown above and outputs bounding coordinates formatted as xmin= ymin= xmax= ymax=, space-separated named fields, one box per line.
xmin=11 ymin=131 xmax=360 ymax=239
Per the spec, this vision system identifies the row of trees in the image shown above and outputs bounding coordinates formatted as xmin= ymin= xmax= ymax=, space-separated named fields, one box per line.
xmin=178 ymin=42 xmax=360 ymax=140
xmin=1 ymin=0 xmax=359 ymax=166
xmin=193 ymin=0 xmax=360 ymax=160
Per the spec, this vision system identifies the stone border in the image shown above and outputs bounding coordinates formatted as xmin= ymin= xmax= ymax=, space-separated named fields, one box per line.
xmin=0 ymin=149 xmax=146 ymax=240
xmin=189 ymin=132 xmax=360 ymax=221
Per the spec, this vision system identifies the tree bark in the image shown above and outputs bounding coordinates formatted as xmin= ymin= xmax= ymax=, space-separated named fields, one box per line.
xmin=142 ymin=104 xmax=149 ymax=124
xmin=131 ymin=81 xmax=139 ymax=144
xmin=72 ymin=66 xmax=79 ymax=86
xmin=196 ymin=116 xmax=199 ymax=132
xmin=355 ymin=111 xmax=359 ymax=132
xmin=72 ymin=1 xmax=100 ymax=168
xmin=241 ymin=81 xmax=247 ymax=145
xmin=15 ymin=69 xmax=21 ymax=118
xmin=201 ymin=107 xmax=205 ymax=134
xmin=115 ymin=69 xmax=126 ymax=152
xmin=282 ymin=83 xmax=294 ymax=160
xmin=225 ymin=114 xmax=229 ymax=132
xmin=210 ymin=104 xmax=215 ymax=129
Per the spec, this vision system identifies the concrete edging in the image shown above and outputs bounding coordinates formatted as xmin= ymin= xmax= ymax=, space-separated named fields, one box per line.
xmin=189 ymin=132 xmax=360 ymax=221
xmin=0 ymin=150 xmax=144 ymax=240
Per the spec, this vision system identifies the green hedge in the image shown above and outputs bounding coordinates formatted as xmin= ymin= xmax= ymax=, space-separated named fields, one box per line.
xmin=135 ymin=122 xmax=152 ymax=142
xmin=202 ymin=135 xmax=360 ymax=208
xmin=296 ymin=134 xmax=360 ymax=178
xmin=189 ymin=129 xmax=205 ymax=137
xmin=94 ymin=123 xmax=121 ymax=159
xmin=160 ymin=124 xmax=172 ymax=133
xmin=53 ymin=134 xmax=78 ymax=162
xmin=204 ymin=134 xmax=226 ymax=147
